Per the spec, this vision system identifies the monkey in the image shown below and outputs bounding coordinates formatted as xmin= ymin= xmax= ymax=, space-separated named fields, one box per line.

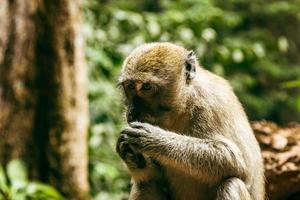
xmin=116 ymin=42 xmax=265 ymax=200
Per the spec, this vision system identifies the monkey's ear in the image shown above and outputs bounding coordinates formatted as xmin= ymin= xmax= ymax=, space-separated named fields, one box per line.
xmin=185 ymin=50 xmax=196 ymax=81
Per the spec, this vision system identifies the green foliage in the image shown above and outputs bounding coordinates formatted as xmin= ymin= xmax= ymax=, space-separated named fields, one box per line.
xmin=0 ymin=160 xmax=64 ymax=200
xmin=83 ymin=0 xmax=300 ymax=198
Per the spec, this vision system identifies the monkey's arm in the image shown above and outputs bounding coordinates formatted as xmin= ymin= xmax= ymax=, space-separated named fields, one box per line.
xmin=122 ymin=122 xmax=248 ymax=183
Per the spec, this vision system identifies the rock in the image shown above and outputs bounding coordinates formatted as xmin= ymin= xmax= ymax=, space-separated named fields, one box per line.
xmin=251 ymin=121 xmax=300 ymax=200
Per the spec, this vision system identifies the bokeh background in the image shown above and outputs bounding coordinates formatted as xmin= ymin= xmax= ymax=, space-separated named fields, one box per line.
xmin=83 ymin=0 xmax=300 ymax=199
xmin=0 ymin=0 xmax=299 ymax=200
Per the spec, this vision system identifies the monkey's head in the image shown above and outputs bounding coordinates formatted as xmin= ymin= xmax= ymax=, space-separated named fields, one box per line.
xmin=119 ymin=42 xmax=197 ymax=126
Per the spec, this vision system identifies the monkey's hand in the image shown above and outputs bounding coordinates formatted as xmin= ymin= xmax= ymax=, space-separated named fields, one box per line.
xmin=117 ymin=129 xmax=164 ymax=183
xmin=116 ymin=133 xmax=148 ymax=169
xmin=120 ymin=122 xmax=169 ymax=155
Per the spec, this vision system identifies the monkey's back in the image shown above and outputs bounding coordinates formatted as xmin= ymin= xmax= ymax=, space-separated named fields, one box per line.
xmin=179 ymin=68 xmax=265 ymax=199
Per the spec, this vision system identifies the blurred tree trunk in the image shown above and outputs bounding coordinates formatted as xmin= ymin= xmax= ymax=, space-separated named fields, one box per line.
xmin=0 ymin=0 xmax=89 ymax=199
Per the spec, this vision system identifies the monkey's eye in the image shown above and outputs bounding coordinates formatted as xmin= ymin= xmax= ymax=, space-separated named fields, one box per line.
xmin=141 ymin=83 xmax=152 ymax=91
xmin=127 ymin=82 xmax=135 ymax=89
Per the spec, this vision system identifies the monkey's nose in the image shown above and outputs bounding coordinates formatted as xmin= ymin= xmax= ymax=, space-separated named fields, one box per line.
xmin=135 ymin=82 xmax=143 ymax=91
xmin=127 ymin=111 xmax=141 ymax=122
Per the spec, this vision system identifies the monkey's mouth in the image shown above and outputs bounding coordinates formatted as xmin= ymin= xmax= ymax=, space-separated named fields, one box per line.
xmin=126 ymin=113 xmax=155 ymax=124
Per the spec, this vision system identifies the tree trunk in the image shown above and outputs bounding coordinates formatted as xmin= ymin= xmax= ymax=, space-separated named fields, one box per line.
xmin=0 ymin=0 xmax=89 ymax=199
xmin=0 ymin=0 xmax=37 ymax=170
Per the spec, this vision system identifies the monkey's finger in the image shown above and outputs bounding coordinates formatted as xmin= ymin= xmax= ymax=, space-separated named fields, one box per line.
xmin=121 ymin=127 xmax=136 ymax=133
xmin=118 ymin=141 xmax=134 ymax=158
xmin=116 ymin=134 xmax=128 ymax=153
xmin=125 ymin=136 xmax=144 ymax=147
xmin=129 ymin=121 xmax=146 ymax=128
xmin=129 ymin=122 xmax=159 ymax=134
xmin=121 ymin=141 xmax=134 ymax=154
xmin=116 ymin=133 xmax=126 ymax=146
xmin=119 ymin=133 xmax=128 ymax=141
xmin=129 ymin=122 xmax=152 ymax=131
xmin=121 ymin=127 xmax=147 ymax=137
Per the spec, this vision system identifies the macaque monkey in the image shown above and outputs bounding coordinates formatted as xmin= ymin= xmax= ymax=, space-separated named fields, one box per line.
xmin=116 ymin=42 xmax=265 ymax=200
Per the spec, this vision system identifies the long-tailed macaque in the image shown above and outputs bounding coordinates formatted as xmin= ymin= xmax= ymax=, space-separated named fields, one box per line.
xmin=116 ymin=42 xmax=265 ymax=200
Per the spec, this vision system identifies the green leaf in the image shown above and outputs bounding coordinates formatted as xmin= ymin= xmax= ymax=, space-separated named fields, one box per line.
xmin=0 ymin=165 xmax=12 ymax=200
xmin=280 ymin=79 xmax=300 ymax=88
xmin=6 ymin=160 xmax=28 ymax=190
xmin=10 ymin=192 xmax=26 ymax=200
xmin=0 ymin=165 xmax=7 ymax=190
xmin=297 ymin=96 xmax=300 ymax=112
xmin=26 ymin=182 xmax=64 ymax=200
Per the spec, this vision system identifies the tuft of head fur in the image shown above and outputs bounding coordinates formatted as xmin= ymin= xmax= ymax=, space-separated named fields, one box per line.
xmin=119 ymin=42 xmax=197 ymax=84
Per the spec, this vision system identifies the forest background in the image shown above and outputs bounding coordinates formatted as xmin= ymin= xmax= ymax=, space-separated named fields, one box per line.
xmin=0 ymin=0 xmax=299 ymax=200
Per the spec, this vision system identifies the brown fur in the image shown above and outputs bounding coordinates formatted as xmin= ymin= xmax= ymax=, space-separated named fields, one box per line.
xmin=116 ymin=42 xmax=265 ymax=200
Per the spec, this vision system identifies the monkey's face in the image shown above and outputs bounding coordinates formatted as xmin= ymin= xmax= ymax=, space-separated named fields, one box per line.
xmin=119 ymin=78 xmax=176 ymax=125
xmin=119 ymin=42 xmax=197 ymax=126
